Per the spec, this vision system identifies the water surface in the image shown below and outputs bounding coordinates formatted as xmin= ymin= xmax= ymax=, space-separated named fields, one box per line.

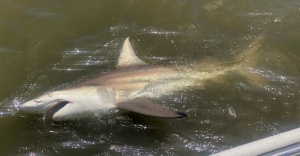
xmin=1 ymin=0 xmax=300 ymax=155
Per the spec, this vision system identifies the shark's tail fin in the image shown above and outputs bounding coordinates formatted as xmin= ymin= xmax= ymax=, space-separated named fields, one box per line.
xmin=182 ymin=33 xmax=269 ymax=89
xmin=193 ymin=33 xmax=268 ymax=88
xmin=234 ymin=33 xmax=268 ymax=86
xmin=235 ymin=33 xmax=267 ymax=67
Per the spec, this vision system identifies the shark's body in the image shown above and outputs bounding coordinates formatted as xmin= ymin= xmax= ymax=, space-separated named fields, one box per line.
xmin=19 ymin=35 xmax=266 ymax=121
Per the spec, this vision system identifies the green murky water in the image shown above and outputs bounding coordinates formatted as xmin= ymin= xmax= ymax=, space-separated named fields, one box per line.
xmin=1 ymin=0 xmax=300 ymax=155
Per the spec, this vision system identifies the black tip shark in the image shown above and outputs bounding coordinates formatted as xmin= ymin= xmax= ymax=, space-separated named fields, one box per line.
xmin=19 ymin=35 xmax=266 ymax=121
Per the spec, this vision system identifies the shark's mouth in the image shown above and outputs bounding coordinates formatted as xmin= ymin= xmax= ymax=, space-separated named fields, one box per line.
xmin=45 ymin=101 xmax=69 ymax=118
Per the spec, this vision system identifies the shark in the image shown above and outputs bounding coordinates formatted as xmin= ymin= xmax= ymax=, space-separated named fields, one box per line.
xmin=19 ymin=34 xmax=266 ymax=121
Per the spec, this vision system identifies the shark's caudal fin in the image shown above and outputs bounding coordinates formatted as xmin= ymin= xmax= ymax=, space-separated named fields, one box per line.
xmin=116 ymin=98 xmax=187 ymax=118
xmin=235 ymin=33 xmax=267 ymax=67
xmin=234 ymin=33 xmax=268 ymax=86
xmin=192 ymin=33 xmax=268 ymax=87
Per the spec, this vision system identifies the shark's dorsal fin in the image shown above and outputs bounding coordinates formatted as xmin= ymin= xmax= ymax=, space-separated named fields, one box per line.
xmin=116 ymin=98 xmax=187 ymax=118
xmin=117 ymin=37 xmax=147 ymax=68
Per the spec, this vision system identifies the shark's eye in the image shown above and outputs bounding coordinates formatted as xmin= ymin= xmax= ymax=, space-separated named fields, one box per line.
xmin=34 ymin=100 xmax=41 ymax=103
xmin=47 ymin=92 xmax=53 ymax=97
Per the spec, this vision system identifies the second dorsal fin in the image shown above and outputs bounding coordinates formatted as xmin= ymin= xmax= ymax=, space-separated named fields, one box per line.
xmin=117 ymin=37 xmax=147 ymax=68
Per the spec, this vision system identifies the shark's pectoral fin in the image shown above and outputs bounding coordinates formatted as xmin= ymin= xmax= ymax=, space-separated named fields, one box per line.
xmin=116 ymin=98 xmax=187 ymax=118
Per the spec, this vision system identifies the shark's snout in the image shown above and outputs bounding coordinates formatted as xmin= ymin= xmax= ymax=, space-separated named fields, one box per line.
xmin=19 ymin=99 xmax=74 ymax=121
xmin=19 ymin=98 xmax=64 ymax=114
